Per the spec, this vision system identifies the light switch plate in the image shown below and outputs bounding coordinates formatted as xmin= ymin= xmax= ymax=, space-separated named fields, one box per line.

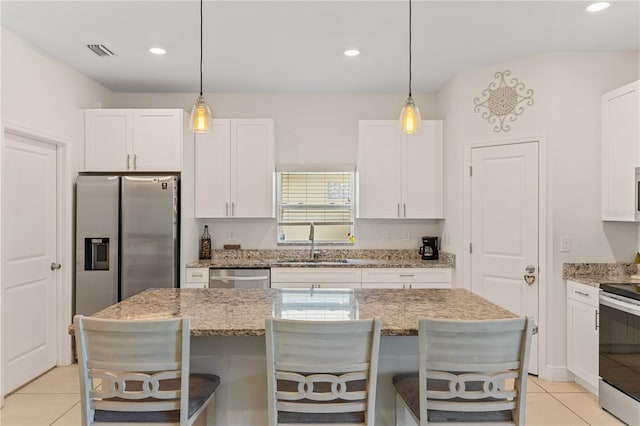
xmin=560 ymin=236 xmax=571 ymax=253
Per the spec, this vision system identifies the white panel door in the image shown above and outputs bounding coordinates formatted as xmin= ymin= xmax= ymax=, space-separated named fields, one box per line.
xmin=230 ymin=119 xmax=274 ymax=218
xmin=2 ymin=133 xmax=57 ymax=393
xmin=471 ymin=141 xmax=539 ymax=373
xmin=404 ymin=121 xmax=444 ymax=218
xmin=195 ymin=120 xmax=231 ymax=218
xmin=357 ymin=121 xmax=402 ymax=218
xmin=132 ymin=110 xmax=182 ymax=171
xmin=84 ymin=109 xmax=131 ymax=171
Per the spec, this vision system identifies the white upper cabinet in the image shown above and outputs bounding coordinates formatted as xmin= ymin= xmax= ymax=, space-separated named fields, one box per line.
xmin=602 ymin=80 xmax=640 ymax=221
xmin=84 ymin=109 xmax=185 ymax=172
xmin=195 ymin=119 xmax=275 ymax=218
xmin=357 ymin=120 xmax=444 ymax=219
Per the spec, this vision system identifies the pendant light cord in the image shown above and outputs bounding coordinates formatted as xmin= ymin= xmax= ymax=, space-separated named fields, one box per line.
xmin=408 ymin=0 xmax=413 ymax=97
xmin=199 ymin=0 xmax=203 ymax=96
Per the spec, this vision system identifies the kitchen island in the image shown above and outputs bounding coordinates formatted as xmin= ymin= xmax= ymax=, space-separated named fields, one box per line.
xmin=92 ymin=288 xmax=515 ymax=425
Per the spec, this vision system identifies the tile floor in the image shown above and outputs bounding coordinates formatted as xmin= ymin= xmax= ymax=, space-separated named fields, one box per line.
xmin=0 ymin=365 xmax=626 ymax=425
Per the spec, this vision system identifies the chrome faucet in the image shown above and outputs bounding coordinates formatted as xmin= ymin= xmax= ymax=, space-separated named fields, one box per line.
xmin=309 ymin=222 xmax=316 ymax=259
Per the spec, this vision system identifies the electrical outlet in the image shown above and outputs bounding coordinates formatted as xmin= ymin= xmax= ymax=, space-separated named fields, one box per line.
xmin=403 ymin=231 xmax=411 ymax=240
xmin=228 ymin=232 xmax=235 ymax=241
xmin=383 ymin=232 xmax=390 ymax=240
xmin=560 ymin=236 xmax=571 ymax=253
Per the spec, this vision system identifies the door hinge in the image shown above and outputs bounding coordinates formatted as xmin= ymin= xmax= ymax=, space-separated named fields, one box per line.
xmin=469 ymin=166 xmax=473 ymax=177
xmin=469 ymin=242 xmax=472 ymax=253
xmin=533 ymin=325 xmax=539 ymax=335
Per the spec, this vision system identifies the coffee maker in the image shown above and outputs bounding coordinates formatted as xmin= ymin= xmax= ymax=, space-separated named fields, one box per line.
xmin=419 ymin=236 xmax=439 ymax=260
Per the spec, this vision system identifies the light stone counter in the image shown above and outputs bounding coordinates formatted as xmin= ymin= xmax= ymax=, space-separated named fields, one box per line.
xmin=563 ymin=262 xmax=640 ymax=288
xmin=89 ymin=288 xmax=514 ymax=426
xmin=92 ymin=288 xmax=515 ymax=336
xmin=186 ymin=248 xmax=456 ymax=269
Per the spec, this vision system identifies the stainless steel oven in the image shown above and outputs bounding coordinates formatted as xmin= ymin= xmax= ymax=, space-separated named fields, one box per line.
xmin=599 ymin=283 xmax=640 ymax=424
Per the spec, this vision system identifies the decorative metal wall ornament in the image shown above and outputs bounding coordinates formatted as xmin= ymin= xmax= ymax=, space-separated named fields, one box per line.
xmin=473 ymin=70 xmax=534 ymax=132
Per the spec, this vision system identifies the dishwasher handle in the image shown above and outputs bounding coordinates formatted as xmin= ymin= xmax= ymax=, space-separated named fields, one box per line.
xmin=210 ymin=275 xmax=270 ymax=281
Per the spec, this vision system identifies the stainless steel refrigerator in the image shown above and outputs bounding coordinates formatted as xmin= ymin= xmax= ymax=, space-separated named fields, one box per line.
xmin=74 ymin=174 xmax=179 ymax=315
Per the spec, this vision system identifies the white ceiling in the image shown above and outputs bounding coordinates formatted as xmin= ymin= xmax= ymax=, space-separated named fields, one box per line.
xmin=2 ymin=1 xmax=638 ymax=93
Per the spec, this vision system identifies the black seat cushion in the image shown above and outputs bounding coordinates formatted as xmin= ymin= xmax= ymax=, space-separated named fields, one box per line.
xmin=392 ymin=372 xmax=513 ymax=423
xmin=94 ymin=373 xmax=220 ymax=423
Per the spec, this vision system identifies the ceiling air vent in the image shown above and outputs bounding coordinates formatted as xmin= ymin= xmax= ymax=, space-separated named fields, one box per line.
xmin=87 ymin=44 xmax=115 ymax=57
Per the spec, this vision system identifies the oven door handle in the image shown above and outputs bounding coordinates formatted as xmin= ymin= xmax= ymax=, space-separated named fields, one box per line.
xmin=600 ymin=294 xmax=640 ymax=317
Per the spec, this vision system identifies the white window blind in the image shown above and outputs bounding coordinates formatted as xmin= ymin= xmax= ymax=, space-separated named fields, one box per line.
xmin=277 ymin=171 xmax=354 ymax=243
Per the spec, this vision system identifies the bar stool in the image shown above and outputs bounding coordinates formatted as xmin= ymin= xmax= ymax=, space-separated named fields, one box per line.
xmin=265 ymin=317 xmax=382 ymax=425
xmin=74 ymin=315 xmax=220 ymax=426
xmin=393 ymin=317 xmax=533 ymax=425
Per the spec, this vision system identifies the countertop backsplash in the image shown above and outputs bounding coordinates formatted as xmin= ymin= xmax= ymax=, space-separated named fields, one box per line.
xmin=187 ymin=249 xmax=455 ymax=269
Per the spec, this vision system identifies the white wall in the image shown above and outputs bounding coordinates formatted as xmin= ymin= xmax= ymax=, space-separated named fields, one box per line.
xmin=0 ymin=29 xmax=113 ymax=389
xmin=112 ymin=92 xmax=445 ymax=251
xmin=436 ymin=51 xmax=639 ymax=379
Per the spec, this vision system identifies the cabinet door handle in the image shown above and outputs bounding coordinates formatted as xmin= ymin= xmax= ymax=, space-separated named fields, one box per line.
xmin=133 ymin=154 xmax=137 ymax=170
xmin=399 ymin=274 xmax=415 ymax=277
xmin=232 ymin=202 xmax=235 ymax=217
xmin=226 ymin=202 xmax=229 ymax=217
xmin=595 ymin=309 xmax=599 ymax=330
xmin=404 ymin=203 xmax=407 ymax=218
xmin=127 ymin=154 xmax=131 ymax=170
xmin=574 ymin=290 xmax=590 ymax=297
xmin=192 ymin=273 xmax=203 ymax=277
xmin=397 ymin=203 xmax=400 ymax=217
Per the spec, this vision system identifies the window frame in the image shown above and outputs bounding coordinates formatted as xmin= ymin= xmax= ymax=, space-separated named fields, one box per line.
xmin=276 ymin=169 xmax=355 ymax=246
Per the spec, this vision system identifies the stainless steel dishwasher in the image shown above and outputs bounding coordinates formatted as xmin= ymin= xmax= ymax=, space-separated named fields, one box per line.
xmin=209 ymin=268 xmax=271 ymax=289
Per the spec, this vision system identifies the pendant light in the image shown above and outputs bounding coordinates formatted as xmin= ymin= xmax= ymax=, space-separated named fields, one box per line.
xmin=189 ymin=0 xmax=212 ymax=133
xmin=399 ymin=0 xmax=421 ymax=134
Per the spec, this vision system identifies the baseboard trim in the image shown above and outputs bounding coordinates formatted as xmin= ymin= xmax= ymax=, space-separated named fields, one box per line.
xmin=538 ymin=365 xmax=573 ymax=382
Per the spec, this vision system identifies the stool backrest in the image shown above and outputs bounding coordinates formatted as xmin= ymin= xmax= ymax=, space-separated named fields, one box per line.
xmin=74 ymin=315 xmax=190 ymax=425
xmin=419 ymin=317 xmax=533 ymax=425
xmin=265 ymin=317 xmax=382 ymax=426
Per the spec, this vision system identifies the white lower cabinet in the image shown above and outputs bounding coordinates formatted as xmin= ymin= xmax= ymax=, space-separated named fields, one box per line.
xmin=270 ymin=268 xmax=362 ymax=289
xmin=270 ymin=268 xmax=453 ymax=289
xmin=361 ymin=268 xmax=452 ymax=289
xmin=184 ymin=267 xmax=208 ymax=289
xmin=566 ymin=280 xmax=600 ymax=394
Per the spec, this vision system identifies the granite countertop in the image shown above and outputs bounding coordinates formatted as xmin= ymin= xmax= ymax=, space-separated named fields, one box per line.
xmin=563 ymin=262 xmax=640 ymax=288
xmin=187 ymin=249 xmax=455 ymax=269
xmin=90 ymin=287 xmax=515 ymax=337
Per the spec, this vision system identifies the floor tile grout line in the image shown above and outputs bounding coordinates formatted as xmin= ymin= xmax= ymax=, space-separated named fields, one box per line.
xmin=49 ymin=400 xmax=81 ymax=426
xmin=547 ymin=391 xmax=599 ymax=426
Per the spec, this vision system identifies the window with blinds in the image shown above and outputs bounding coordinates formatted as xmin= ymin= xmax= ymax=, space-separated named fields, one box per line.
xmin=277 ymin=171 xmax=355 ymax=244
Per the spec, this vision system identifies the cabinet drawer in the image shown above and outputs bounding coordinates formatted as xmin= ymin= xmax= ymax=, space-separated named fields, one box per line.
xmin=567 ymin=280 xmax=600 ymax=307
xmin=271 ymin=282 xmax=360 ymax=289
xmin=271 ymin=268 xmax=362 ymax=283
xmin=186 ymin=268 xmax=209 ymax=283
xmin=182 ymin=282 xmax=207 ymax=289
xmin=361 ymin=282 xmax=452 ymax=289
xmin=361 ymin=268 xmax=452 ymax=283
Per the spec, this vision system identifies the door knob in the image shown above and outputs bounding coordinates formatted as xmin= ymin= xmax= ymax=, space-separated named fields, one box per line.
xmin=525 ymin=265 xmax=536 ymax=274
xmin=50 ymin=263 xmax=62 ymax=270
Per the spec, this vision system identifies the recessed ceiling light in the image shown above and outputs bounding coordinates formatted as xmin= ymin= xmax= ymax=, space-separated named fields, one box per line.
xmin=344 ymin=49 xmax=360 ymax=57
xmin=586 ymin=2 xmax=610 ymax=13
xmin=149 ymin=47 xmax=166 ymax=55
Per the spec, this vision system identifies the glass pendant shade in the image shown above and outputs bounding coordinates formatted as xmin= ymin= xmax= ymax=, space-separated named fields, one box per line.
xmin=399 ymin=96 xmax=422 ymax=134
xmin=189 ymin=95 xmax=212 ymax=133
